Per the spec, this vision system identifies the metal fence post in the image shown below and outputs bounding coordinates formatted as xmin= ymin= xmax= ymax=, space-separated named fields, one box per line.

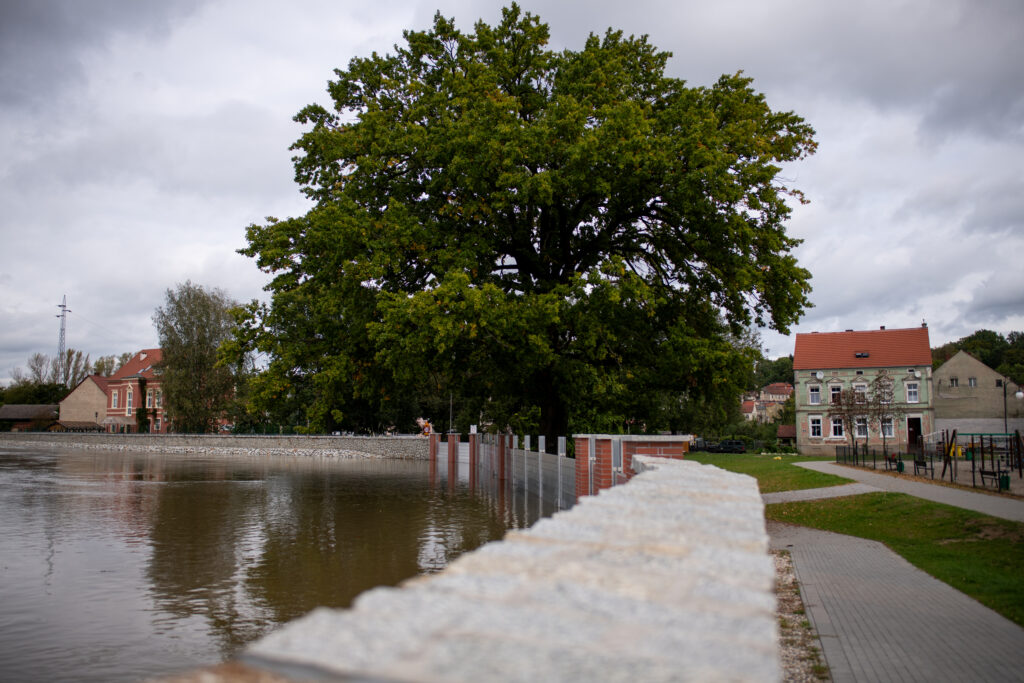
xmin=557 ymin=436 xmax=566 ymax=509
xmin=588 ymin=436 xmax=595 ymax=496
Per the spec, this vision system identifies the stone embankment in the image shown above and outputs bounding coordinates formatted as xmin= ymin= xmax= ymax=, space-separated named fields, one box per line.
xmin=237 ymin=455 xmax=777 ymax=682
xmin=0 ymin=432 xmax=429 ymax=460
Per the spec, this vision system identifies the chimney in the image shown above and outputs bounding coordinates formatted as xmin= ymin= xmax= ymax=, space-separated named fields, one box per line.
xmin=880 ymin=325 xmax=885 ymax=330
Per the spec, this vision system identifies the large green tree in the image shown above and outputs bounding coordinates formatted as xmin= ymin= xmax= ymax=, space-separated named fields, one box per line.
xmin=154 ymin=281 xmax=238 ymax=433
xmin=232 ymin=5 xmax=815 ymax=440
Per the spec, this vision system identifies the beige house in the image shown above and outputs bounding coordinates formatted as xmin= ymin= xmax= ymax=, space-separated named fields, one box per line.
xmin=933 ymin=350 xmax=1024 ymax=434
xmin=58 ymin=375 xmax=110 ymax=430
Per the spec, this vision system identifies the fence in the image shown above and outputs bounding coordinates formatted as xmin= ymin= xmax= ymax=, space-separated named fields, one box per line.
xmin=837 ymin=430 xmax=1024 ymax=492
xmin=428 ymin=432 xmax=693 ymax=511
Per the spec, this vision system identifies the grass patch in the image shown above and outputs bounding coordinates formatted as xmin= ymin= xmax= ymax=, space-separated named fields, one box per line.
xmin=768 ymin=492 xmax=1024 ymax=626
xmin=687 ymin=452 xmax=851 ymax=493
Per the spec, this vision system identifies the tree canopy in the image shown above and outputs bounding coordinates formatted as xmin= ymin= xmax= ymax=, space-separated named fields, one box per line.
xmin=231 ymin=4 xmax=816 ymax=439
xmin=154 ymin=281 xmax=238 ymax=433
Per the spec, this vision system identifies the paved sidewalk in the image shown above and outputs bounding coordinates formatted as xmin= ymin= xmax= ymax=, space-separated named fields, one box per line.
xmin=769 ymin=522 xmax=1024 ymax=682
xmin=794 ymin=460 xmax=1024 ymax=522
xmin=762 ymin=482 xmax=880 ymax=505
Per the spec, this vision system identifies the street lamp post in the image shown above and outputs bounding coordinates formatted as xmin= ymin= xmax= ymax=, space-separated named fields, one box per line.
xmin=1003 ymin=379 xmax=1024 ymax=434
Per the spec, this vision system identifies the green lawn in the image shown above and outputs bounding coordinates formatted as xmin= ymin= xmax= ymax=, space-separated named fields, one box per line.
xmin=686 ymin=452 xmax=851 ymax=493
xmin=767 ymin=492 xmax=1024 ymax=627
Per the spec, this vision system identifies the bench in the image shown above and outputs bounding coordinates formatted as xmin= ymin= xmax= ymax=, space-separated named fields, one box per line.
xmin=979 ymin=468 xmax=1006 ymax=489
xmin=914 ymin=458 xmax=934 ymax=477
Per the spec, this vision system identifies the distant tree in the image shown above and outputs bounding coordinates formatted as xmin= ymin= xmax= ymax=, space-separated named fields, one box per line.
xmin=869 ymin=374 xmax=904 ymax=455
xmin=153 ymin=281 xmax=238 ymax=433
xmin=752 ymin=355 xmax=794 ymax=390
xmin=827 ymin=388 xmax=871 ymax=452
xmin=92 ymin=354 xmax=128 ymax=377
xmin=3 ymin=382 xmax=68 ymax=405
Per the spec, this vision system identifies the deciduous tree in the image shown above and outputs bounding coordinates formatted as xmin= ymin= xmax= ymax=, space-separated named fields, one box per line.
xmin=153 ymin=281 xmax=238 ymax=433
xmin=231 ymin=5 xmax=816 ymax=440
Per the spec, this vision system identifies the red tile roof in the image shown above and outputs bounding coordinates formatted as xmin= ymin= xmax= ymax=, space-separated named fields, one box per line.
xmin=794 ymin=327 xmax=931 ymax=370
xmin=741 ymin=400 xmax=756 ymax=413
xmin=777 ymin=424 xmax=797 ymax=439
xmin=110 ymin=349 xmax=163 ymax=380
xmin=762 ymin=382 xmax=793 ymax=396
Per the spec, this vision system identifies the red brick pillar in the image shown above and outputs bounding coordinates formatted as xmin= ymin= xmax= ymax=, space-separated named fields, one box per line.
xmin=468 ymin=433 xmax=478 ymax=489
xmin=429 ymin=433 xmax=440 ymax=462
xmin=497 ymin=433 xmax=507 ymax=482
xmin=575 ymin=436 xmax=591 ymax=499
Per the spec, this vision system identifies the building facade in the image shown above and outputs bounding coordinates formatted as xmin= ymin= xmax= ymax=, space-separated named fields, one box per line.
xmin=793 ymin=326 xmax=934 ymax=456
xmin=933 ymin=350 xmax=1024 ymax=434
xmin=103 ymin=349 xmax=167 ymax=433
xmin=58 ymin=375 xmax=110 ymax=429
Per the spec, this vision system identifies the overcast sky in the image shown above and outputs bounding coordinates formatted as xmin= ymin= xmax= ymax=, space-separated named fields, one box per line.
xmin=1 ymin=0 xmax=1022 ymax=384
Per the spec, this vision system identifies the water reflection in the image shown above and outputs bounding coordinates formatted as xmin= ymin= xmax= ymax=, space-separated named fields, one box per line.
xmin=0 ymin=447 xmax=548 ymax=682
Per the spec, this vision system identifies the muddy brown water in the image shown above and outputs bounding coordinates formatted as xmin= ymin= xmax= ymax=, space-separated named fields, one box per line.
xmin=0 ymin=446 xmax=552 ymax=682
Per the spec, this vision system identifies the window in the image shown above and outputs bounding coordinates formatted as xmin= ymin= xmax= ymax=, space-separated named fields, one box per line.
xmin=809 ymin=385 xmax=821 ymax=405
xmin=156 ymin=390 xmax=163 ymax=408
xmin=111 ymin=391 xmax=119 ymax=409
xmin=810 ymin=416 xmax=822 ymax=438
xmin=881 ymin=418 xmax=894 ymax=439
xmin=830 ymin=385 xmax=842 ymax=404
xmin=855 ymin=417 xmax=868 ymax=438
xmin=969 ymin=377 xmax=977 ymax=388
xmin=949 ymin=376 xmax=958 ymax=387
xmin=906 ymin=382 xmax=919 ymax=403
xmin=146 ymin=389 xmax=154 ymax=408
xmin=854 ymin=383 xmax=868 ymax=403
xmin=155 ymin=417 xmax=161 ymax=432
xmin=997 ymin=379 xmax=1004 ymax=388
xmin=126 ymin=389 xmax=133 ymax=416
xmin=831 ymin=417 xmax=844 ymax=438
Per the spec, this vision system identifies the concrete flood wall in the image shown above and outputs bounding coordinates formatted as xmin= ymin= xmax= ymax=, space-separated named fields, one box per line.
xmin=0 ymin=432 xmax=429 ymax=460
xmin=241 ymin=455 xmax=778 ymax=682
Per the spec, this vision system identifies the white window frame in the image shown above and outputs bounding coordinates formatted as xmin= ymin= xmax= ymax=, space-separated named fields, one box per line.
xmin=854 ymin=383 xmax=868 ymax=404
xmin=111 ymin=390 xmax=119 ymax=409
xmin=906 ymin=382 xmax=919 ymax=404
xmin=949 ymin=376 xmax=958 ymax=388
xmin=968 ymin=377 xmax=977 ymax=388
xmin=830 ymin=385 xmax=843 ymax=404
xmin=126 ymin=388 xmax=133 ymax=416
xmin=808 ymin=385 xmax=821 ymax=405
xmin=155 ymin=417 xmax=161 ymax=432
xmin=881 ymin=417 xmax=894 ymax=439
xmin=831 ymin=417 xmax=844 ymax=438
xmin=855 ymin=417 xmax=868 ymax=438
xmin=156 ymin=390 xmax=163 ymax=408
xmin=146 ymin=389 xmax=154 ymax=408
xmin=809 ymin=415 xmax=822 ymax=438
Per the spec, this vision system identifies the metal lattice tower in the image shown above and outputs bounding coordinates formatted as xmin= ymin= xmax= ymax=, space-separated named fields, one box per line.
xmin=56 ymin=295 xmax=71 ymax=385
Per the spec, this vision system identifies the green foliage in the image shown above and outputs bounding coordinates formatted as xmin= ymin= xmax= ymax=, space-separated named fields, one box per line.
xmin=231 ymin=4 xmax=816 ymax=438
xmin=1 ymin=382 xmax=68 ymax=405
xmin=751 ymin=355 xmax=793 ymax=390
xmin=767 ymin=492 xmax=1024 ymax=627
xmin=153 ymin=281 xmax=238 ymax=433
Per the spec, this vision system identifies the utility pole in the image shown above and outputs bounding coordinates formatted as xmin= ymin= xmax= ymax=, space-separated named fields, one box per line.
xmin=56 ymin=295 xmax=71 ymax=386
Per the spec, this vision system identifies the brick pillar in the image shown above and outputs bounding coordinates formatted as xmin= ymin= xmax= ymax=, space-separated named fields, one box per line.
xmin=429 ymin=433 xmax=440 ymax=462
xmin=575 ymin=437 xmax=591 ymax=500
xmin=497 ymin=434 xmax=507 ymax=482
xmin=468 ymin=433 xmax=478 ymax=489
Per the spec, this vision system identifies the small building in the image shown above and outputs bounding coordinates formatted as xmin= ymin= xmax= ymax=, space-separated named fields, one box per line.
xmin=58 ymin=375 xmax=110 ymax=431
xmin=933 ymin=350 xmax=1024 ymax=434
xmin=0 ymin=404 xmax=59 ymax=431
xmin=793 ymin=325 xmax=934 ymax=456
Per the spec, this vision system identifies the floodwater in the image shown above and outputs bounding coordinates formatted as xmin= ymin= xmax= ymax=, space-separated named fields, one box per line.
xmin=0 ymin=446 xmax=550 ymax=682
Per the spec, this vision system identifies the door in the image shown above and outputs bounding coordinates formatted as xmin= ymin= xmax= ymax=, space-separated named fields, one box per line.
xmin=906 ymin=417 xmax=922 ymax=453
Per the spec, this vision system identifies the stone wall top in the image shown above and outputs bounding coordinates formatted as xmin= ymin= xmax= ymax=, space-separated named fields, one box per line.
xmin=242 ymin=455 xmax=777 ymax=682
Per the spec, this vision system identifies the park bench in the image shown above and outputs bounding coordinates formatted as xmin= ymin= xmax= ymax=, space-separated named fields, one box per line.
xmin=913 ymin=457 xmax=934 ymax=477
xmin=884 ymin=453 xmax=904 ymax=473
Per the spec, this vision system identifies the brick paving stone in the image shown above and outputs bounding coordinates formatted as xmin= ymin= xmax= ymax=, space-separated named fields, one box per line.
xmin=768 ymin=522 xmax=1024 ymax=682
